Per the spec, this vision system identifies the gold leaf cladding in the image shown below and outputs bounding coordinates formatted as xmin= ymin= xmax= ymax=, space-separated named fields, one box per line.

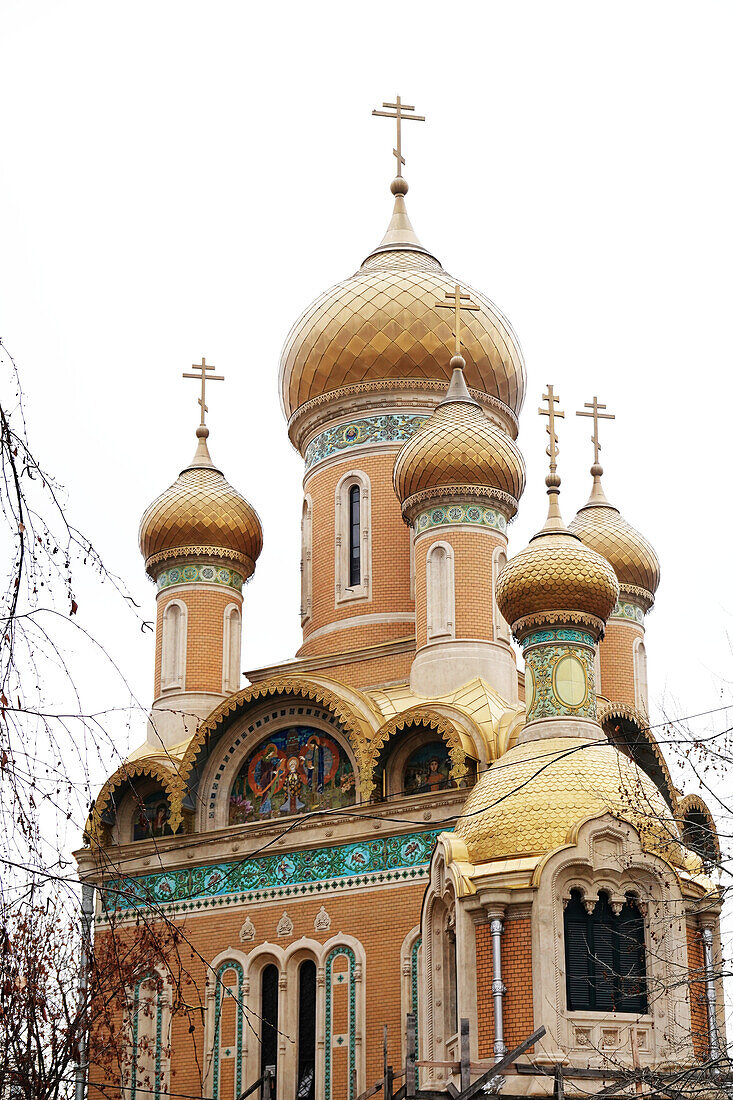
xmin=569 ymin=503 xmax=660 ymax=605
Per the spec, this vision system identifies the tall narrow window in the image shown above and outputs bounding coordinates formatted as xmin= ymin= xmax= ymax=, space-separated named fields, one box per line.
xmin=222 ymin=604 xmax=241 ymax=695
xmin=427 ymin=543 xmax=455 ymax=641
xmin=493 ymin=548 xmax=510 ymax=643
xmin=297 ymin=960 xmax=317 ymax=1099
xmin=349 ymin=485 xmax=361 ymax=588
xmin=160 ymin=600 xmax=186 ymax=691
xmin=564 ymin=889 xmax=647 ymax=1013
xmin=260 ymin=964 xmax=279 ymax=1090
xmin=301 ymin=498 xmax=313 ymax=623
xmin=634 ymin=639 xmax=649 ymax=713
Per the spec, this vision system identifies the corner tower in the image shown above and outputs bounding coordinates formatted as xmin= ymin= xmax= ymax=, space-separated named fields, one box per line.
xmin=139 ymin=360 xmax=263 ymax=747
xmin=569 ymin=397 xmax=660 ymax=714
xmin=279 ymin=99 xmax=526 ymax=664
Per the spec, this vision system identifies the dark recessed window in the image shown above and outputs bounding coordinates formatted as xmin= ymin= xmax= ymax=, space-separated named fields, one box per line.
xmin=260 ymin=964 xmax=279 ymax=1089
xmin=349 ymin=485 xmax=361 ymax=587
xmin=564 ymin=889 xmax=647 ymax=1013
xmin=297 ymin=960 xmax=317 ymax=1098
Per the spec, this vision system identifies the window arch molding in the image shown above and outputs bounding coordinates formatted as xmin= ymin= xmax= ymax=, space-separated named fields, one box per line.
xmin=492 ymin=545 xmax=511 ymax=644
xmin=421 ymin=863 xmax=459 ymax=1085
xmin=400 ymin=926 xmax=422 ymax=1065
xmin=160 ymin=598 xmax=187 ymax=693
xmin=633 ymin=637 xmax=649 ymax=714
xmin=222 ymin=602 xmax=242 ymax=696
xmin=373 ymin=721 xmax=478 ymax=800
xmin=124 ymin=967 xmax=172 ymax=1100
xmin=198 ymin=705 xmax=361 ymax=831
xmin=334 ymin=471 xmax=371 ymax=606
xmin=301 ymin=494 xmax=314 ymax=624
xmin=425 ymin=540 xmax=455 ymax=642
xmin=204 ymin=947 xmax=254 ymax=1100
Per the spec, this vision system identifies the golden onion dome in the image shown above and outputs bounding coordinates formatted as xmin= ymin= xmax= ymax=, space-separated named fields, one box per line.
xmin=139 ymin=427 xmax=263 ymax=578
xmin=279 ymin=180 xmax=526 ymax=439
xmin=569 ymin=471 xmax=660 ymax=611
xmin=393 ymin=358 xmax=525 ymax=521
xmin=453 ymin=737 xmax=684 ymax=867
xmin=496 ymin=492 xmax=618 ymax=635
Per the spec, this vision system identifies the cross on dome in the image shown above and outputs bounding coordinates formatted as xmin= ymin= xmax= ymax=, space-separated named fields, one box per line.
xmin=576 ymin=396 xmax=614 ymax=469
xmin=372 ymin=95 xmax=425 ymax=179
xmin=435 ymin=284 xmax=480 ymax=360
xmin=538 ymin=385 xmax=564 ymax=484
xmin=183 ymin=357 xmax=225 ymax=428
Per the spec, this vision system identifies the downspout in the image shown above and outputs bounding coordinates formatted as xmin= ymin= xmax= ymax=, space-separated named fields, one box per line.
xmin=489 ymin=916 xmax=507 ymax=1061
xmin=701 ymin=927 xmax=721 ymax=1061
xmin=74 ymin=882 xmax=95 ymax=1100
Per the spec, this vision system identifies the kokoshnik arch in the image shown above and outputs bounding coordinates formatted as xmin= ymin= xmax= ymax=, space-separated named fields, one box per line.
xmin=77 ymin=98 xmax=725 ymax=1099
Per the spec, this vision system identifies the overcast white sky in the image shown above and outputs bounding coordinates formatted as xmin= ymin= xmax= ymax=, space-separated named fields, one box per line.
xmin=1 ymin=1 xmax=732 ymax=778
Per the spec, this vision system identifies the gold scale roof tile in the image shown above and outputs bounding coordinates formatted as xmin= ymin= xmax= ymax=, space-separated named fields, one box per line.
xmin=278 ymin=190 xmax=526 ymax=423
xmin=454 ymin=736 xmax=683 ymax=866
xmin=139 ymin=429 xmax=263 ymax=576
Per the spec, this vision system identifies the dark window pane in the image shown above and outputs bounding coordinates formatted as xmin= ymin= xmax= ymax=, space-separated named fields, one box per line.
xmin=617 ymin=900 xmax=648 ymax=1013
xmin=261 ymin=964 xmax=279 ymax=1088
xmin=564 ymin=889 xmax=648 ymax=1015
xmin=297 ymin=960 xmax=317 ymax=1099
xmin=565 ymin=891 xmax=592 ymax=1010
xmin=591 ymin=893 xmax=616 ymax=1011
xmin=349 ymin=485 xmax=361 ymax=587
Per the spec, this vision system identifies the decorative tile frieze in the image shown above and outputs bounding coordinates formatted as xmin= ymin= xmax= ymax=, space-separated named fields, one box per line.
xmin=304 ymin=414 xmax=427 ymax=470
xmin=101 ymin=828 xmax=444 ymax=919
xmin=524 ymin=642 xmax=597 ymax=723
xmin=415 ymin=503 xmax=507 ymax=534
xmin=156 ymin=563 xmax=244 ymax=593
xmin=610 ymin=599 xmax=645 ymax=625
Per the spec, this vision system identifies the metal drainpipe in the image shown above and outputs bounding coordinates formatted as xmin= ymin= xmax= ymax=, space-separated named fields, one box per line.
xmin=701 ymin=927 xmax=721 ymax=1061
xmin=489 ymin=916 xmax=507 ymax=1061
xmin=74 ymin=882 xmax=95 ymax=1100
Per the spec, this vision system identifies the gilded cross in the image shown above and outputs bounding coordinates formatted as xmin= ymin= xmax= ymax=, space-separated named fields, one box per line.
xmin=576 ymin=396 xmax=614 ymax=466
xmin=539 ymin=385 xmax=564 ymax=477
xmin=182 ymin=357 xmax=225 ymax=427
xmin=372 ymin=95 xmax=425 ymax=178
xmin=435 ymin=284 xmax=480 ymax=358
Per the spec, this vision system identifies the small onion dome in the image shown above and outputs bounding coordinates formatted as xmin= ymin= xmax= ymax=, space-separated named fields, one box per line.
xmin=139 ymin=427 xmax=263 ymax=578
xmin=451 ymin=737 xmax=685 ymax=868
xmin=393 ymin=357 xmax=525 ymax=523
xmin=279 ymin=178 xmax=525 ymax=440
xmin=496 ymin=483 xmax=618 ymax=638
xmin=569 ymin=468 xmax=660 ymax=612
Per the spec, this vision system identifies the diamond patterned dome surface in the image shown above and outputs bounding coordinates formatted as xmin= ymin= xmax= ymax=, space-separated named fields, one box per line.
xmin=139 ymin=435 xmax=263 ymax=575
xmin=569 ymin=491 xmax=660 ymax=606
xmin=394 ymin=397 xmax=525 ymax=515
xmin=278 ymin=196 xmax=526 ymax=424
xmin=454 ymin=737 xmax=682 ymax=865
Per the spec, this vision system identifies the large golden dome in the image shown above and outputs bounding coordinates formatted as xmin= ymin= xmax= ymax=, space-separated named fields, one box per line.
xmin=279 ymin=184 xmax=526 ymax=435
xmin=453 ymin=737 xmax=683 ymax=866
xmin=393 ymin=360 xmax=525 ymax=520
xmin=569 ymin=476 xmax=660 ymax=610
xmin=139 ymin=428 xmax=263 ymax=577
xmin=497 ymin=524 xmax=619 ymax=633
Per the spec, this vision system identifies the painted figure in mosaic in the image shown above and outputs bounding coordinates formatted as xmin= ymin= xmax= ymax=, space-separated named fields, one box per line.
xmin=279 ymin=757 xmax=306 ymax=815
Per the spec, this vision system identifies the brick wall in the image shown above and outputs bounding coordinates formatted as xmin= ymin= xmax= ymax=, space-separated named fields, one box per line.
xmin=598 ymin=619 xmax=642 ymax=709
xmin=154 ymin=585 xmax=241 ymax=697
xmin=686 ymin=925 xmax=710 ymax=1060
xmin=414 ymin=527 xmax=505 ymax=649
xmin=476 ymin=915 xmax=534 ymax=1059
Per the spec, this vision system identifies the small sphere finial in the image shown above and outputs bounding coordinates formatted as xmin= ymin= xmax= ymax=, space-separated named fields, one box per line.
xmin=591 ymin=462 xmax=603 ymax=478
xmin=450 ymin=354 xmax=466 ymax=371
xmin=390 ymin=176 xmax=409 ymax=196
xmin=196 ymin=425 xmax=209 ymax=439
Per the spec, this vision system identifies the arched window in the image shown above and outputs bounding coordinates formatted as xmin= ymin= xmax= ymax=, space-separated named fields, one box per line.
xmin=296 ymin=960 xmax=317 ymax=1099
xmin=426 ymin=542 xmax=455 ymax=642
xmin=301 ymin=497 xmax=313 ymax=624
xmin=634 ymin=639 xmax=649 ymax=713
xmin=335 ymin=472 xmax=371 ymax=604
xmin=260 ymin=964 xmax=279 ymax=1088
xmin=564 ymin=889 xmax=647 ymax=1013
xmin=211 ymin=962 xmax=245 ymax=1099
xmin=125 ymin=973 xmax=170 ymax=1098
xmin=160 ymin=600 xmax=187 ymax=692
xmin=222 ymin=604 xmax=242 ymax=695
xmin=493 ymin=547 xmax=511 ymax=644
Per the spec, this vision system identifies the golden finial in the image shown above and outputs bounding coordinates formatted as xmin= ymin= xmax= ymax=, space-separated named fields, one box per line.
xmin=435 ymin=284 xmax=480 ymax=360
xmin=577 ymin=396 xmax=615 ymax=505
xmin=372 ymin=95 xmax=425 ymax=186
xmin=537 ymin=384 xmax=565 ymax=531
xmin=183 ymin=357 xmax=225 ymax=430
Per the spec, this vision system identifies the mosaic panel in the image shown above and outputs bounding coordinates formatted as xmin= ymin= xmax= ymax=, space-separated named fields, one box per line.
xmin=325 ymin=946 xmax=356 ymax=1100
xmin=521 ymin=628 xmax=595 ymax=650
xmin=304 ymin=414 xmax=426 ymax=470
xmin=524 ymin=643 xmax=597 ymax=723
xmin=128 ymin=974 xmax=164 ymax=1100
xmin=403 ymin=741 xmax=452 ymax=796
xmin=156 ymin=563 xmax=244 ymax=592
xmin=415 ymin=503 xmax=507 ymax=533
xmin=133 ymin=792 xmax=173 ymax=842
xmin=103 ymin=829 xmax=444 ymax=916
xmin=611 ymin=599 xmax=645 ymax=625
xmin=211 ymin=960 xmax=245 ymax=1099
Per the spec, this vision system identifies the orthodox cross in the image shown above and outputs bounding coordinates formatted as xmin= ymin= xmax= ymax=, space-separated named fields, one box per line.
xmin=183 ymin=357 xmax=225 ymax=427
xmin=372 ymin=95 xmax=425 ymax=178
xmin=576 ymin=396 xmax=614 ymax=466
xmin=539 ymin=385 xmax=564 ymax=478
xmin=435 ymin=284 xmax=480 ymax=358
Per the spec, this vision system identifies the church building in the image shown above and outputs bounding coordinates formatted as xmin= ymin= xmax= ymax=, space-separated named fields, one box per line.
xmin=77 ymin=100 xmax=725 ymax=1099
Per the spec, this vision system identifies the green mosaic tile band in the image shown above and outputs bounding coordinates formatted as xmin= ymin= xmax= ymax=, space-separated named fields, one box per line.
xmin=156 ymin=563 xmax=244 ymax=593
xmin=611 ymin=599 xmax=645 ymax=624
xmin=416 ymin=503 xmax=507 ymax=534
xmin=524 ymin=643 xmax=597 ymax=723
xmin=305 ymin=414 xmax=427 ymax=470
xmin=522 ymin=628 xmax=595 ymax=650
xmin=103 ymin=829 xmax=444 ymax=916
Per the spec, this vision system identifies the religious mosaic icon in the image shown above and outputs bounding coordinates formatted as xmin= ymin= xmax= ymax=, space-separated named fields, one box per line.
xmin=402 ymin=741 xmax=452 ymax=796
xmin=228 ymin=726 xmax=356 ymax=824
xmin=133 ymin=792 xmax=173 ymax=841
